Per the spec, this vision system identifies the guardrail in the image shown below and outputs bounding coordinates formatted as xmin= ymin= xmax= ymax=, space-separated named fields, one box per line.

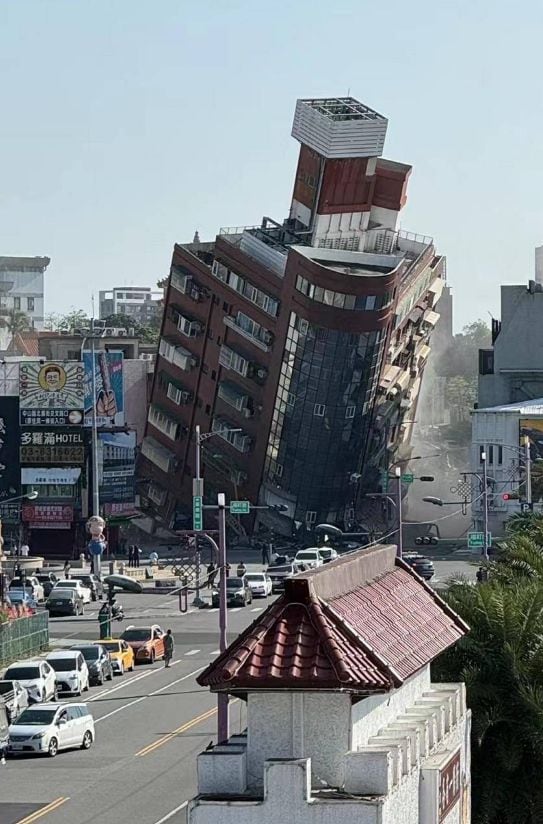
xmin=0 ymin=612 xmax=49 ymax=668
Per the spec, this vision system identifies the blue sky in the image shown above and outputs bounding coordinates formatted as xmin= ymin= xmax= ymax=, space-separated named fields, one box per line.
xmin=1 ymin=0 xmax=542 ymax=329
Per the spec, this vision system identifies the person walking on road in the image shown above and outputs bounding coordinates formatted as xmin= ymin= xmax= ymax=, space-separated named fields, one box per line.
xmin=207 ymin=562 xmax=216 ymax=588
xmin=164 ymin=629 xmax=174 ymax=667
xmin=261 ymin=542 xmax=270 ymax=566
xmin=237 ymin=561 xmax=247 ymax=578
xmin=128 ymin=545 xmax=134 ymax=567
xmin=63 ymin=559 xmax=71 ymax=579
xmin=98 ymin=602 xmax=111 ymax=639
xmin=134 ymin=545 xmax=141 ymax=568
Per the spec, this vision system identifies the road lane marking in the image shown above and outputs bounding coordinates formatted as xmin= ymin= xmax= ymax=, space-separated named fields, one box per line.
xmin=251 ymin=607 xmax=262 ymax=612
xmin=135 ymin=706 xmax=217 ymax=757
xmin=88 ymin=664 xmax=178 ymax=703
xmin=15 ymin=797 xmax=69 ymax=824
xmin=185 ymin=649 xmax=200 ymax=656
xmin=152 ymin=801 xmax=188 ymax=824
xmin=211 ymin=649 xmax=220 ymax=655
xmin=230 ymin=607 xmax=242 ymax=612
xmin=208 ymin=608 xmax=218 ymax=612
xmin=96 ymin=666 xmax=204 ymax=724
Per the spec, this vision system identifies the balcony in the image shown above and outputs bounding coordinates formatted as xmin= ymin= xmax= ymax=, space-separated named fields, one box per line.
xmin=148 ymin=404 xmax=183 ymax=442
xmin=212 ymin=417 xmax=252 ymax=453
xmin=159 ymin=338 xmax=197 ymax=372
xmin=176 ymin=312 xmax=203 ymax=338
xmin=141 ymin=436 xmax=176 ymax=474
xmin=224 ymin=314 xmax=272 ymax=353
xmin=217 ymin=381 xmax=252 ymax=415
xmin=201 ymin=446 xmax=248 ymax=486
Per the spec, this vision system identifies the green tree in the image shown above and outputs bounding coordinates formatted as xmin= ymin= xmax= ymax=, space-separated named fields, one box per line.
xmin=434 ymin=578 xmax=543 ymax=823
xmin=57 ymin=309 xmax=90 ymax=331
xmin=102 ymin=312 xmax=161 ymax=344
xmin=0 ymin=309 xmax=32 ymax=333
xmin=437 ymin=319 xmax=491 ymax=380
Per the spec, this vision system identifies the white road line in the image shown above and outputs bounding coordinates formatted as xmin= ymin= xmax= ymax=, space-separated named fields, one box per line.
xmin=208 ymin=608 xmax=218 ymax=613
xmin=230 ymin=607 xmax=242 ymax=613
xmin=210 ymin=650 xmax=220 ymax=655
xmin=88 ymin=660 xmax=182 ymax=703
xmin=152 ymin=800 xmax=188 ymax=824
xmin=95 ymin=666 xmax=204 ymax=723
xmin=185 ymin=649 xmax=200 ymax=656
xmin=251 ymin=607 xmax=262 ymax=613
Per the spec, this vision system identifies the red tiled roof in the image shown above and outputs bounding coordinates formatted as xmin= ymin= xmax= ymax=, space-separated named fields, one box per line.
xmin=198 ymin=545 xmax=468 ymax=694
xmin=7 ymin=331 xmax=39 ymax=356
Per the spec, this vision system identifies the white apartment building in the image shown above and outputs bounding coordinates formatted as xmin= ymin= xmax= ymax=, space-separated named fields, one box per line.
xmin=99 ymin=286 xmax=162 ymax=325
xmin=0 ymin=256 xmax=49 ymax=329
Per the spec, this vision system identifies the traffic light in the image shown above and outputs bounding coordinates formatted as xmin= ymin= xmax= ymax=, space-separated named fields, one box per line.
xmin=419 ymin=476 xmax=435 ymax=482
xmin=415 ymin=536 xmax=438 ymax=546
xmin=502 ymin=493 xmax=511 ymax=501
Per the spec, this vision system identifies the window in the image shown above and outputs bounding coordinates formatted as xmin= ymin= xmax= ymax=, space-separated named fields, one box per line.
xmin=148 ymin=405 xmax=179 ymax=441
xmin=219 ymin=345 xmax=249 ymax=377
xmin=13 ymin=297 xmax=20 ymax=309
xmin=305 ymin=511 xmax=317 ymax=525
xmin=148 ymin=483 xmax=166 ymax=506
xmin=275 ymin=463 xmax=284 ymax=478
xmin=345 ymin=405 xmax=356 ymax=419
xmin=211 ymin=260 xmax=228 ymax=282
xmin=166 ymin=383 xmax=188 ymax=406
xmin=313 ymin=404 xmax=326 ymax=417
xmin=27 ymin=297 xmax=35 ymax=312
xmin=497 ymin=446 xmax=503 ymax=465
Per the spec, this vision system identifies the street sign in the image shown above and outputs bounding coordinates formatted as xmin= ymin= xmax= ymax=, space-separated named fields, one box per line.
xmin=401 ymin=473 xmax=414 ymax=484
xmin=230 ymin=500 xmax=251 ymax=515
xmin=193 ymin=495 xmax=203 ymax=531
xmin=521 ymin=502 xmax=534 ymax=513
xmin=468 ymin=531 xmax=492 ymax=549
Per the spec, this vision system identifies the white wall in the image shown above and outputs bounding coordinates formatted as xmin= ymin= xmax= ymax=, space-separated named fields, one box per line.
xmin=369 ymin=205 xmax=399 ymax=230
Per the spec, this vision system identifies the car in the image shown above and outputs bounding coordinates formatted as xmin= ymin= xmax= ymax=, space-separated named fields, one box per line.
xmin=403 ymin=553 xmax=435 ymax=580
xmin=3 ymin=660 xmax=57 ymax=704
xmin=244 ymin=572 xmax=272 ymax=598
xmin=120 ymin=625 xmax=165 ymax=664
xmin=9 ymin=576 xmax=44 ymax=602
xmin=318 ymin=547 xmax=339 ymax=564
xmin=0 ymin=698 xmax=9 ymax=759
xmin=71 ymin=573 xmax=103 ymax=601
xmin=0 ymin=680 xmax=29 ymax=723
xmin=45 ymin=589 xmax=84 ymax=617
xmin=71 ymin=644 xmax=114 ymax=685
xmin=212 ymin=577 xmax=253 ymax=608
xmin=7 ymin=590 xmax=38 ymax=610
xmin=294 ymin=548 xmax=325 ymax=570
xmin=8 ymin=702 xmax=95 ymax=757
xmin=268 ymin=563 xmax=298 ymax=593
xmin=46 ymin=651 xmax=90 ymax=696
xmin=35 ymin=572 xmax=59 ymax=598
xmin=51 ymin=579 xmax=92 ymax=604
xmin=97 ymin=638 xmax=135 ymax=675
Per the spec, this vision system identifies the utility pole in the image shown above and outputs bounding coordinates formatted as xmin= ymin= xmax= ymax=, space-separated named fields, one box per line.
xmin=217 ymin=492 xmax=229 ymax=742
xmin=395 ymin=466 xmax=403 ymax=559
xmin=524 ymin=436 xmax=532 ymax=506
xmin=481 ymin=451 xmax=489 ymax=561
xmin=193 ymin=425 xmax=203 ymax=605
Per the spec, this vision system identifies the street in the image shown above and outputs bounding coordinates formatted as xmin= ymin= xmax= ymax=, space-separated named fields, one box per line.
xmin=0 ymin=555 xmax=473 ymax=824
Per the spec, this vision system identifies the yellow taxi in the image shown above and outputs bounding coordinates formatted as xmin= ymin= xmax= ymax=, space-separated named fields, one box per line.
xmin=94 ymin=638 xmax=135 ymax=675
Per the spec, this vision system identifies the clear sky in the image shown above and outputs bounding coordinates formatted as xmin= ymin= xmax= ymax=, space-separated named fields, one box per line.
xmin=2 ymin=0 xmax=543 ymax=330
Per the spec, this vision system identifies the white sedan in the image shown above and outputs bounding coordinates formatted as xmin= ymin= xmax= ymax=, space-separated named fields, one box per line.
xmin=51 ymin=580 xmax=92 ymax=604
xmin=244 ymin=572 xmax=272 ymax=598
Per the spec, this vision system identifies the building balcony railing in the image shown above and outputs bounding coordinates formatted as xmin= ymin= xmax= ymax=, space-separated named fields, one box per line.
xmin=223 ymin=315 xmax=272 ymax=353
xmin=141 ymin=436 xmax=176 ymax=474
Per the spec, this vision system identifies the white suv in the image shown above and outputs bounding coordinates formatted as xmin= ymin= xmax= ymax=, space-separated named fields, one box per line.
xmin=294 ymin=548 xmax=325 ymax=570
xmin=3 ymin=660 xmax=56 ymax=704
xmin=46 ymin=651 xmax=89 ymax=696
xmin=8 ymin=703 xmax=95 ymax=757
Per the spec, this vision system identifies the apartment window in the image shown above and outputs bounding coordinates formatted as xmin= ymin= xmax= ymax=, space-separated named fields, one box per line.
xmin=166 ymin=383 xmax=187 ymax=406
xmin=497 ymin=446 xmax=503 ymax=465
xmin=345 ymin=405 xmax=356 ymax=419
xmin=211 ymin=260 xmax=228 ymax=282
xmin=313 ymin=404 xmax=326 ymax=417
xmin=219 ymin=345 xmax=249 ymax=377
xmin=230 ymin=272 xmax=245 ymax=294
xmin=27 ymin=297 xmax=35 ymax=312
xmin=305 ymin=511 xmax=317 ymax=526
xmin=148 ymin=483 xmax=166 ymax=507
xmin=487 ymin=445 xmax=494 ymax=465
xmin=275 ymin=463 xmax=284 ymax=478
xmin=13 ymin=297 xmax=20 ymax=309
xmin=148 ymin=405 xmax=179 ymax=441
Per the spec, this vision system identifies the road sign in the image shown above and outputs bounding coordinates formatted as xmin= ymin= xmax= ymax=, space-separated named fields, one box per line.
xmin=468 ymin=531 xmax=492 ymax=549
xmin=193 ymin=495 xmax=203 ymax=531
xmin=230 ymin=500 xmax=251 ymax=515
xmin=521 ymin=502 xmax=534 ymax=513
xmin=401 ymin=473 xmax=414 ymax=484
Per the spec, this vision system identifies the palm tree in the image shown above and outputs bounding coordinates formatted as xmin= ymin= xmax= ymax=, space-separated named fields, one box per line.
xmin=505 ymin=512 xmax=543 ymax=543
xmin=0 ymin=309 xmax=32 ymax=334
xmin=489 ymin=535 xmax=543 ymax=583
xmin=434 ymin=579 xmax=543 ymax=823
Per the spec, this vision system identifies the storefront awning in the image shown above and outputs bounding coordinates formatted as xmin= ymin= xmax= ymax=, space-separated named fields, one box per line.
xmin=22 ymin=468 xmax=81 ymax=485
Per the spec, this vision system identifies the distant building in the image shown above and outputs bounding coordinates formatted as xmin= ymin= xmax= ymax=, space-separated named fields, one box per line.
xmin=139 ymin=95 xmax=446 ymax=535
xmin=99 ymin=286 xmax=162 ymax=325
xmin=190 ymin=545 xmax=471 ymax=824
xmin=0 ymin=256 xmax=50 ymax=329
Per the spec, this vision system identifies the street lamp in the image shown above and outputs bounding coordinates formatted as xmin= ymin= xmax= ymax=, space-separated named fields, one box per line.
xmin=81 ymin=321 xmax=102 ymax=519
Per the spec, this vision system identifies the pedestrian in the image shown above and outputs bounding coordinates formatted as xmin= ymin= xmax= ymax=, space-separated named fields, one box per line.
xmin=207 ymin=562 xmax=216 ymax=588
xmin=225 ymin=562 xmax=231 ymax=578
xmin=128 ymin=545 xmax=134 ymax=567
xmin=63 ymin=559 xmax=71 ymax=579
xmin=20 ymin=543 xmax=30 ymax=558
xmin=149 ymin=550 xmax=158 ymax=565
xmin=134 ymin=545 xmax=141 ymax=568
xmin=164 ymin=629 xmax=174 ymax=668
xmin=237 ymin=560 xmax=247 ymax=577
xmin=261 ymin=542 xmax=270 ymax=566
xmin=98 ymin=602 xmax=111 ymax=639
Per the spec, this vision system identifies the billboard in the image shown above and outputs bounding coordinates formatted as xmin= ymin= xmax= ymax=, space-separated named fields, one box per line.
xmin=20 ymin=428 xmax=85 ymax=465
xmin=22 ymin=504 xmax=74 ymax=524
xmin=0 ymin=397 xmax=21 ymax=503
xmin=98 ymin=430 xmax=136 ymax=503
xmin=520 ymin=418 xmax=543 ymax=500
xmin=84 ymin=351 xmax=124 ymax=427
xmin=19 ymin=361 xmax=84 ymax=426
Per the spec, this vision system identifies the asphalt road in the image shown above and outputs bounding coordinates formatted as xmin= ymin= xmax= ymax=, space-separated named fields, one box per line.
xmin=0 ymin=555 xmax=474 ymax=824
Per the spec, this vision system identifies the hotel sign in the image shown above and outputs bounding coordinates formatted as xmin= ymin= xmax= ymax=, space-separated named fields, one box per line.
xmin=20 ymin=429 xmax=85 ymax=465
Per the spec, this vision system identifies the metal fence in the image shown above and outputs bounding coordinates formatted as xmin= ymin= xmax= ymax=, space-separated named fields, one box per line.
xmin=0 ymin=613 xmax=49 ymax=668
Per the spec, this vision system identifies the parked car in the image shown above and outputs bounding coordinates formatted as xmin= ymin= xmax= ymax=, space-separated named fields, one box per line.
xmin=0 ymin=680 xmax=29 ymax=723
xmin=403 ymin=553 xmax=435 ymax=580
xmin=71 ymin=573 xmax=103 ymax=601
xmin=268 ymin=563 xmax=298 ymax=593
xmin=71 ymin=644 xmax=114 ymax=685
xmin=294 ymin=548 xmax=325 ymax=570
xmin=51 ymin=579 xmax=92 ymax=604
xmin=8 ymin=576 xmax=44 ymax=602
xmin=318 ymin=547 xmax=339 ymax=564
xmin=244 ymin=572 xmax=273 ymax=598
xmin=7 ymin=590 xmax=37 ymax=610
xmin=45 ymin=589 xmax=84 ymax=617
xmin=35 ymin=572 xmax=59 ymax=598
xmin=3 ymin=660 xmax=57 ymax=704
xmin=46 ymin=651 xmax=89 ymax=696
xmin=212 ymin=577 xmax=253 ymax=608
xmin=8 ymin=702 xmax=95 ymax=757
xmin=97 ymin=638 xmax=135 ymax=675
xmin=0 ymin=698 xmax=8 ymax=759
xmin=120 ymin=625 xmax=165 ymax=664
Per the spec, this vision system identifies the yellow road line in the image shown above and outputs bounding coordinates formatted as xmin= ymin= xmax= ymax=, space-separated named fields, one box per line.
xmin=135 ymin=707 xmax=217 ymax=757
xmin=16 ymin=797 xmax=69 ymax=824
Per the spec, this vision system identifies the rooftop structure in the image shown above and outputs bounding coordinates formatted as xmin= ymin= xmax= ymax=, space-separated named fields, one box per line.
xmin=0 ymin=255 xmax=50 ymax=331
xmin=292 ymin=97 xmax=388 ymax=158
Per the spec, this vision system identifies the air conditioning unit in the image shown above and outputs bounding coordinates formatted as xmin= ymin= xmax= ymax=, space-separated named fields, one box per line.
xmin=128 ymin=327 xmax=135 ymax=336
xmin=263 ymin=331 xmax=273 ymax=344
xmin=104 ymin=327 xmax=116 ymax=336
xmin=139 ymin=353 xmax=154 ymax=361
xmin=190 ymin=287 xmax=201 ymax=301
xmin=256 ymin=368 xmax=267 ymax=380
xmin=117 ymin=329 xmax=128 ymax=337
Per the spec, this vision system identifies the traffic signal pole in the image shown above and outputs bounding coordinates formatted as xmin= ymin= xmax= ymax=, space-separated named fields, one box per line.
xmin=482 ymin=452 xmax=489 ymax=561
